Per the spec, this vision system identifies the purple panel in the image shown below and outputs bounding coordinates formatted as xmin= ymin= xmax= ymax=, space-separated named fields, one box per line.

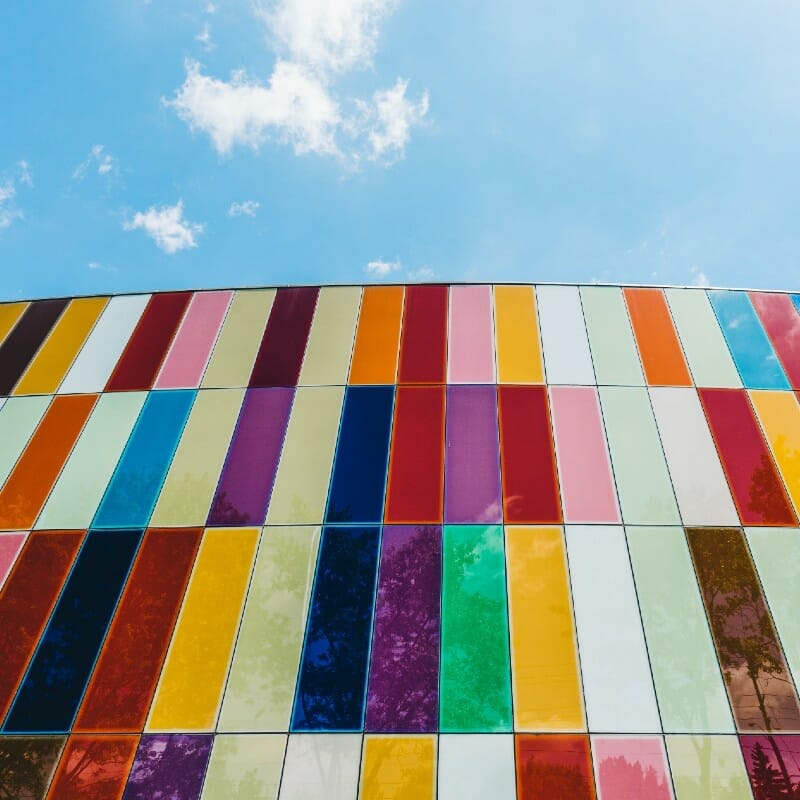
xmin=444 ymin=385 xmax=502 ymax=523
xmin=207 ymin=387 xmax=294 ymax=526
xmin=365 ymin=525 xmax=442 ymax=732
xmin=122 ymin=735 xmax=212 ymax=800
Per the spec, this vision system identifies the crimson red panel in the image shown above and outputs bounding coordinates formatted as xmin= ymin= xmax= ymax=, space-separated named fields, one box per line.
xmin=516 ymin=735 xmax=596 ymax=799
xmin=397 ymin=285 xmax=448 ymax=384
xmin=47 ymin=735 xmax=137 ymax=800
xmin=750 ymin=292 xmax=800 ymax=388
xmin=384 ymin=386 xmax=445 ymax=524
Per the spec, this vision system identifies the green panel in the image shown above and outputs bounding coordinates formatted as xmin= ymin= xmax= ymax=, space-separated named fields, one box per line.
xmin=441 ymin=524 xmax=511 ymax=732
xmin=201 ymin=734 xmax=285 ymax=800
xmin=599 ymin=386 xmax=680 ymax=524
xmin=627 ymin=526 xmax=734 ymax=733
xmin=0 ymin=395 xmax=51 ymax=489
xmin=666 ymin=735 xmax=751 ymax=800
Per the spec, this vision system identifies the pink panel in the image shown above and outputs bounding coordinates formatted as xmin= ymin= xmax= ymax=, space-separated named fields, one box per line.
xmin=448 ymin=285 xmax=495 ymax=383
xmin=550 ymin=386 xmax=620 ymax=523
xmin=0 ymin=532 xmax=27 ymax=591
xmin=592 ymin=736 xmax=673 ymax=800
xmin=155 ymin=291 xmax=233 ymax=388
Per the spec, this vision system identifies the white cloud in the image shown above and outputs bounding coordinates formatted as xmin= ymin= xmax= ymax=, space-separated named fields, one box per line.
xmin=74 ymin=145 xmax=117 ymax=179
xmin=365 ymin=258 xmax=401 ymax=277
xmin=17 ymin=161 xmax=33 ymax=187
xmin=0 ymin=165 xmax=29 ymax=230
xmin=123 ymin=200 xmax=203 ymax=254
xmin=0 ymin=183 xmax=14 ymax=205
xmin=690 ymin=266 xmax=711 ymax=287
xmin=363 ymin=79 xmax=429 ymax=162
xmin=408 ymin=267 xmax=436 ymax=281
xmin=207 ymin=2 xmax=217 ymax=12
xmin=196 ymin=22 xmax=214 ymax=51
xmin=228 ymin=200 xmax=260 ymax=217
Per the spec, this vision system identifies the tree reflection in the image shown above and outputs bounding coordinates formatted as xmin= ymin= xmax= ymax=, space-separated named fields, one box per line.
xmin=516 ymin=735 xmax=595 ymax=800
xmin=741 ymin=736 xmax=800 ymax=799
xmin=54 ymin=737 xmax=136 ymax=800
xmin=124 ymin=735 xmax=211 ymax=800
xmin=0 ymin=737 xmax=64 ymax=800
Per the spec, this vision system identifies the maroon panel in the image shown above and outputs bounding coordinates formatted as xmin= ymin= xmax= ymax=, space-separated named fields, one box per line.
xmin=397 ymin=285 xmax=448 ymax=384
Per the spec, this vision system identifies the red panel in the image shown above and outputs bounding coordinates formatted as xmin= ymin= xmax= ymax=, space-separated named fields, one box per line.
xmin=0 ymin=530 xmax=85 ymax=721
xmin=384 ymin=386 xmax=445 ymax=524
xmin=750 ymin=292 xmax=800 ymax=389
xmin=74 ymin=528 xmax=202 ymax=732
xmin=397 ymin=285 xmax=448 ymax=384
xmin=699 ymin=388 xmax=796 ymax=525
xmin=106 ymin=292 xmax=191 ymax=391
xmin=516 ymin=735 xmax=596 ymax=800
xmin=498 ymin=386 xmax=561 ymax=524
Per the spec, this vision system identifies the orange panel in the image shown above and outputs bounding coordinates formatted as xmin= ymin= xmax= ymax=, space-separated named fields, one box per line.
xmin=349 ymin=286 xmax=404 ymax=384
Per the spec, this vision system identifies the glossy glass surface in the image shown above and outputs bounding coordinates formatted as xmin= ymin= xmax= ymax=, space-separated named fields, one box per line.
xmin=739 ymin=734 xmax=800 ymax=798
xmin=665 ymin=735 xmax=751 ymax=800
xmin=397 ymin=285 xmax=448 ymax=384
xmin=278 ymin=734 xmax=361 ymax=799
xmin=360 ymin=736 xmax=436 ymax=800
xmin=47 ymin=735 xmax=137 ymax=800
xmin=448 ymin=285 xmax=495 ymax=383
xmin=536 ymin=285 xmax=595 ymax=384
xmin=750 ymin=292 xmax=800 ymax=389
xmin=493 ymin=285 xmax=544 ymax=383
xmin=348 ymin=286 xmax=404 ymax=385
xmin=516 ymin=734 xmax=596 ymax=799
xmin=592 ymin=736 xmax=673 ymax=799
xmin=122 ymin=735 xmax=211 ymax=800
xmin=0 ymin=736 xmax=64 ymax=800
xmin=201 ymin=734 xmax=285 ymax=800
xmin=438 ymin=734 xmax=516 ymax=799
xmin=0 ymin=395 xmax=50 ymax=487
xmin=0 ymin=532 xmax=26 ymax=590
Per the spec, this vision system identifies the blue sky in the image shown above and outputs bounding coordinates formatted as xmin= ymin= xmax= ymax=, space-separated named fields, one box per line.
xmin=2 ymin=0 xmax=800 ymax=299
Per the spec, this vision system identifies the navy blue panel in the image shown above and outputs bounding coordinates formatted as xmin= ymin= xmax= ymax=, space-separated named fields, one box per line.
xmin=3 ymin=529 xmax=143 ymax=733
xmin=291 ymin=526 xmax=380 ymax=731
xmin=325 ymin=386 xmax=394 ymax=524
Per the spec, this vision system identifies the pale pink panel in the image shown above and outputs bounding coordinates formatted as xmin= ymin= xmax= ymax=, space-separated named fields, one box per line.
xmin=0 ymin=532 xmax=27 ymax=590
xmin=592 ymin=736 xmax=673 ymax=800
xmin=550 ymin=386 xmax=620 ymax=523
xmin=155 ymin=290 xmax=233 ymax=388
xmin=448 ymin=285 xmax=495 ymax=382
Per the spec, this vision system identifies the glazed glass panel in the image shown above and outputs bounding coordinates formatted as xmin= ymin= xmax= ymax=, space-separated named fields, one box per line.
xmin=536 ymin=285 xmax=595 ymax=384
xmin=665 ymin=735 xmax=751 ymax=800
xmin=493 ymin=285 xmax=544 ymax=383
xmin=278 ymin=734 xmax=361 ymax=800
xmin=438 ymin=734 xmax=516 ymax=800
xmin=397 ymin=285 xmax=448 ymax=384
xmin=349 ymin=285 xmax=404 ymax=385
xmin=448 ymin=284 xmax=495 ymax=383
xmin=360 ymin=736 xmax=436 ymax=800
xmin=201 ymin=734 xmax=286 ymax=800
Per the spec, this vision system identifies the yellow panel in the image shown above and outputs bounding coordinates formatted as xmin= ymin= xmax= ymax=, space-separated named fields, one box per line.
xmin=13 ymin=297 xmax=107 ymax=395
xmin=494 ymin=286 xmax=544 ymax=383
xmin=147 ymin=527 xmax=259 ymax=731
xmin=360 ymin=736 xmax=436 ymax=800
xmin=506 ymin=526 xmax=585 ymax=730
xmin=0 ymin=302 xmax=27 ymax=346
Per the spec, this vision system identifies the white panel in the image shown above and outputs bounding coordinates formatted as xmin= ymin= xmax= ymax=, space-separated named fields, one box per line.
xmin=649 ymin=387 xmax=739 ymax=526
xmin=59 ymin=294 xmax=150 ymax=393
xmin=565 ymin=525 xmax=661 ymax=733
xmin=438 ymin=735 xmax=516 ymax=800
xmin=278 ymin=734 xmax=360 ymax=800
xmin=536 ymin=285 xmax=595 ymax=384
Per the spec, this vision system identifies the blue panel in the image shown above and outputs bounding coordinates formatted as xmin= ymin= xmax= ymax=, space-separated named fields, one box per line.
xmin=708 ymin=290 xmax=790 ymax=389
xmin=291 ymin=526 xmax=380 ymax=731
xmin=3 ymin=529 xmax=142 ymax=733
xmin=325 ymin=385 xmax=394 ymax=524
xmin=93 ymin=390 xmax=196 ymax=528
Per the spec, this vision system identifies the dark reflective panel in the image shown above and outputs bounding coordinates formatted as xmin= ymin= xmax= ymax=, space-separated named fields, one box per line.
xmin=4 ymin=530 xmax=143 ymax=733
xmin=248 ymin=287 xmax=319 ymax=388
xmin=397 ymin=284 xmax=448 ymax=384
xmin=0 ymin=736 xmax=65 ymax=800
xmin=326 ymin=385 xmax=394 ymax=524
xmin=366 ymin=525 xmax=441 ymax=732
xmin=686 ymin=527 xmax=800 ymax=732
xmin=751 ymin=292 xmax=800 ymax=389
xmin=516 ymin=735 xmax=596 ymax=800
xmin=740 ymin=734 xmax=800 ymax=798
xmin=122 ymin=735 xmax=212 ymax=800
xmin=47 ymin=735 xmax=137 ymax=800
xmin=291 ymin=526 xmax=380 ymax=731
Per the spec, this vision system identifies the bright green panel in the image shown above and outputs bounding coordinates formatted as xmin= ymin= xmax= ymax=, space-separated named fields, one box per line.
xmin=627 ymin=526 xmax=734 ymax=733
xmin=580 ymin=286 xmax=644 ymax=385
xmin=599 ymin=386 xmax=680 ymax=524
xmin=0 ymin=396 xmax=50 ymax=489
xmin=441 ymin=524 xmax=511 ymax=732
xmin=666 ymin=736 xmax=750 ymax=800
xmin=35 ymin=392 xmax=145 ymax=529
xmin=201 ymin=734 xmax=285 ymax=800
xmin=218 ymin=526 xmax=320 ymax=731
xmin=665 ymin=288 xmax=741 ymax=388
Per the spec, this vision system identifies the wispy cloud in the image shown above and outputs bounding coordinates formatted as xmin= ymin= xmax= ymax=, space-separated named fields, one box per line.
xmin=0 ymin=161 xmax=32 ymax=230
xmin=690 ymin=265 xmax=711 ymax=287
xmin=17 ymin=161 xmax=33 ymax=187
xmin=73 ymin=145 xmax=117 ymax=179
xmin=365 ymin=258 xmax=401 ymax=278
xmin=195 ymin=22 xmax=215 ymax=51
xmin=123 ymin=200 xmax=203 ymax=253
xmin=408 ymin=267 xmax=436 ymax=281
xmin=228 ymin=200 xmax=260 ymax=217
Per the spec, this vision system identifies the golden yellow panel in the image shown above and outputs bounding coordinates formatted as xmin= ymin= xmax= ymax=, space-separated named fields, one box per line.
xmin=493 ymin=285 xmax=544 ymax=383
xmin=360 ymin=736 xmax=435 ymax=800
xmin=0 ymin=302 xmax=27 ymax=346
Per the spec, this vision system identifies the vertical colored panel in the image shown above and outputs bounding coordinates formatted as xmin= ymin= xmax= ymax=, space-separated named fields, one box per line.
xmin=565 ymin=525 xmax=661 ymax=732
xmin=384 ymin=386 xmax=445 ymax=524
xmin=536 ymin=285 xmax=595 ymax=384
xmin=147 ymin=527 xmax=258 ymax=731
xmin=36 ymin=392 xmax=146 ymax=530
xmin=266 ymin=386 xmax=344 ymax=525
xmin=207 ymin=388 xmax=293 ymax=527
xmin=349 ymin=285 xmax=403 ymax=385
xmin=686 ymin=527 xmax=800 ymax=732
xmin=218 ymin=526 xmax=320 ymax=732
xmin=649 ymin=388 xmax=739 ymax=526
xmin=154 ymin=290 xmax=233 ymax=389
xmin=122 ymin=735 xmax=212 ymax=800
xmin=739 ymin=734 xmax=800 ymax=798
xmin=4 ymin=529 xmax=142 ymax=733
xmin=151 ymin=388 xmax=245 ymax=527
xmin=665 ymin=289 xmax=742 ymax=388
xmin=74 ymin=528 xmax=202 ymax=732
xmin=59 ymin=295 xmax=150 ymax=394
xmin=550 ymin=386 xmax=620 ymax=524
xmin=516 ymin=735 xmax=596 ymax=800
xmin=291 ymin=526 xmax=380 ymax=731
xmin=438 ymin=735 xmax=516 ymax=800
xmin=0 ymin=301 xmax=28 ymax=345
xmin=360 ymin=736 xmax=436 ymax=800
xmin=665 ymin=736 xmax=751 ymax=800
xmin=397 ymin=285 xmax=448 ymax=384
xmin=0 ymin=394 xmax=96 ymax=530
xmin=0 ymin=530 xmax=84 ymax=722
xmin=201 ymin=734 xmax=286 ymax=800
xmin=440 ymin=524 xmax=511 ymax=732
xmin=699 ymin=388 xmax=795 ymax=525
xmin=106 ymin=291 xmax=192 ymax=391
xmin=47 ymin=735 xmax=137 ymax=800
xmin=750 ymin=292 xmax=800 ymax=388
xmin=14 ymin=297 xmax=108 ymax=395
xmin=299 ymin=286 xmax=361 ymax=385
xmin=278 ymin=734 xmax=361 ymax=800
xmin=0 ymin=531 xmax=27 ymax=589
xmin=580 ymin=286 xmax=644 ymax=385
xmin=599 ymin=387 xmax=680 ymax=524
xmin=627 ymin=527 xmax=734 ymax=734
xmin=93 ymin=390 xmax=195 ymax=529
xmin=624 ymin=287 xmax=692 ymax=386
xmin=0 ymin=395 xmax=50 ymax=488
xmin=366 ymin=525 xmax=441 ymax=733
xmin=448 ymin=284 xmax=494 ymax=383
xmin=0 ymin=298 xmax=68 ymax=396
xmin=506 ymin=526 xmax=584 ymax=731
xmin=444 ymin=385 xmax=501 ymax=524
xmin=326 ymin=385 xmax=394 ymax=524
xmin=249 ymin=286 xmax=319 ymax=387
xmin=201 ymin=289 xmax=274 ymax=388
xmin=493 ymin=285 xmax=544 ymax=384
xmin=0 ymin=736 xmax=64 ymax=800
xmin=592 ymin=736 xmax=673 ymax=799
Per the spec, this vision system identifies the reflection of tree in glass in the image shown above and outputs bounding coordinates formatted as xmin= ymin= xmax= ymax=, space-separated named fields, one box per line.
xmin=124 ymin=735 xmax=211 ymax=800
xmin=742 ymin=736 xmax=800 ymax=799
xmin=57 ymin=738 xmax=136 ymax=800
xmin=516 ymin=737 xmax=596 ymax=800
xmin=0 ymin=737 xmax=64 ymax=800
xmin=597 ymin=756 xmax=670 ymax=799
xmin=208 ymin=488 xmax=250 ymax=526
xmin=749 ymin=452 xmax=793 ymax=524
